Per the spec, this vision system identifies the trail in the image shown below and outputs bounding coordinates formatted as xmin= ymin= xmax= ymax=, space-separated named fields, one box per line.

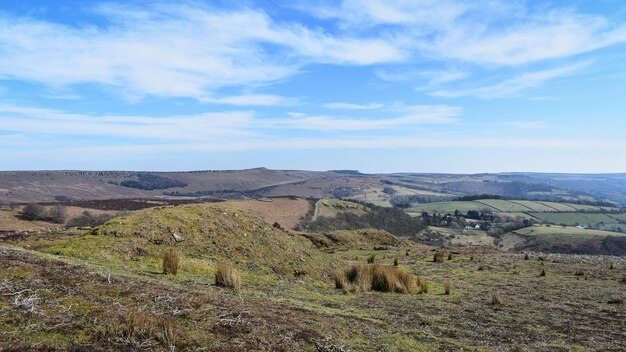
xmin=311 ymin=199 xmax=322 ymax=222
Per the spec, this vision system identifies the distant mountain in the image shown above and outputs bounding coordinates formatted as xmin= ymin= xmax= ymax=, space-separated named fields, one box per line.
xmin=1 ymin=168 xmax=626 ymax=206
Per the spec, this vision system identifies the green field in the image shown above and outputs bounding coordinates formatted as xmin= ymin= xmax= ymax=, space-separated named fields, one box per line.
xmin=406 ymin=199 xmax=616 ymax=216
xmin=531 ymin=212 xmax=620 ymax=226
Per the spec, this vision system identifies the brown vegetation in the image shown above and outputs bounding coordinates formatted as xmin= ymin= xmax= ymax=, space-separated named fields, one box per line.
xmin=215 ymin=262 xmax=242 ymax=290
xmin=491 ymin=293 xmax=504 ymax=305
xmin=444 ymin=281 xmax=451 ymax=295
xmin=540 ymin=269 xmax=546 ymax=277
xmin=96 ymin=309 xmax=175 ymax=347
xmin=394 ymin=258 xmax=399 ymax=266
xmin=433 ymin=250 xmax=445 ymax=263
xmin=419 ymin=280 xmax=429 ymax=294
xmin=162 ymin=249 xmax=181 ymax=275
xmin=367 ymin=254 xmax=376 ymax=264
xmin=334 ymin=264 xmax=415 ymax=294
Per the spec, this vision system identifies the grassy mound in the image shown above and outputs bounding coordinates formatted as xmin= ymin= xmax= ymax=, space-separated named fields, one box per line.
xmin=44 ymin=204 xmax=337 ymax=277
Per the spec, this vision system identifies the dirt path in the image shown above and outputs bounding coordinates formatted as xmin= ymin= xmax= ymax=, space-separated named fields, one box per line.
xmin=311 ymin=199 xmax=322 ymax=222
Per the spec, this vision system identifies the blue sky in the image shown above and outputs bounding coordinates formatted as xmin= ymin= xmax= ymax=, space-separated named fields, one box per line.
xmin=1 ymin=0 xmax=626 ymax=173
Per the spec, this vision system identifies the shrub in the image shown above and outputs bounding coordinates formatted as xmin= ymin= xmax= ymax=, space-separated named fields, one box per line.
xmin=491 ymin=293 xmax=504 ymax=305
xmin=433 ymin=251 xmax=445 ymax=263
xmin=524 ymin=253 xmax=529 ymax=260
xmin=162 ymin=249 xmax=180 ymax=275
xmin=67 ymin=211 xmax=115 ymax=227
xmin=393 ymin=258 xmax=399 ymax=266
xmin=334 ymin=264 xmax=415 ymax=294
xmin=46 ymin=205 xmax=68 ymax=224
xmin=447 ymin=253 xmax=453 ymax=261
xmin=215 ymin=262 xmax=241 ymax=290
xmin=444 ymin=281 xmax=451 ymax=295
xmin=367 ymin=254 xmax=376 ymax=264
xmin=20 ymin=204 xmax=46 ymax=221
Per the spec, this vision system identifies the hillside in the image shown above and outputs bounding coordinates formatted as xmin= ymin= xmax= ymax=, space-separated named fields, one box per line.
xmin=3 ymin=169 xmax=626 ymax=206
xmin=1 ymin=211 xmax=624 ymax=350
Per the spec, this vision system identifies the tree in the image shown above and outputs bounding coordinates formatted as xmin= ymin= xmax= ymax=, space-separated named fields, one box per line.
xmin=20 ymin=204 xmax=46 ymax=221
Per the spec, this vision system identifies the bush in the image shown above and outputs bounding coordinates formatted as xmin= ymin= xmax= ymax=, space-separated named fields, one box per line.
xmin=46 ymin=205 xmax=68 ymax=224
xmin=162 ymin=249 xmax=181 ymax=275
xmin=334 ymin=264 xmax=415 ymax=294
xmin=67 ymin=211 xmax=115 ymax=227
xmin=20 ymin=204 xmax=46 ymax=221
xmin=215 ymin=262 xmax=241 ymax=290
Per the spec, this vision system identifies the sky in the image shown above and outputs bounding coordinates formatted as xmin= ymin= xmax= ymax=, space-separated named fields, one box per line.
xmin=1 ymin=0 xmax=626 ymax=173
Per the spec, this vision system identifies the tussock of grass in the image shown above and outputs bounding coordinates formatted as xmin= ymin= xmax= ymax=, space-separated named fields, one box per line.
xmin=433 ymin=251 xmax=445 ymax=263
xmin=215 ymin=262 xmax=241 ymax=290
xmin=444 ymin=281 xmax=451 ymax=295
xmin=419 ymin=280 xmax=429 ymax=294
xmin=162 ymin=249 xmax=180 ymax=275
xmin=367 ymin=254 xmax=377 ymax=264
xmin=334 ymin=264 xmax=415 ymax=294
xmin=524 ymin=253 xmax=530 ymax=260
xmin=394 ymin=258 xmax=399 ymax=266
xmin=491 ymin=293 xmax=504 ymax=305
xmin=95 ymin=308 xmax=175 ymax=347
xmin=540 ymin=269 xmax=546 ymax=277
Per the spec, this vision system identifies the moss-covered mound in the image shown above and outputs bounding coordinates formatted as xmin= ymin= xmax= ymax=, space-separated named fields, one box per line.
xmin=47 ymin=204 xmax=337 ymax=277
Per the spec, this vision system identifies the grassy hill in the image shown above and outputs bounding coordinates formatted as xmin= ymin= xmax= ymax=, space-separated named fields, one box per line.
xmin=1 ymin=218 xmax=624 ymax=350
xmin=43 ymin=204 xmax=339 ymax=279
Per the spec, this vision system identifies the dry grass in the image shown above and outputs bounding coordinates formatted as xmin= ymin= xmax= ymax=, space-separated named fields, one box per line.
xmin=215 ymin=262 xmax=242 ymax=290
xmin=334 ymin=264 xmax=415 ymax=294
xmin=540 ymin=269 xmax=546 ymax=277
xmin=393 ymin=258 xmax=399 ymax=266
xmin=444 ymin=281 xmax=451 ymax=295
xmin=524 ymin=253 xmax=529 ymax=260
xmin=419 ymin=280 xmax=429 ymax=294
xmin=491 ymin=293 xmax=504 ymax=305
xmin=433 ymin=251 xmax=445 ymax=263
xmin=367 ymin=254 xmax=377 ymax=264
xmin=162 ymin=249 xmax=180 ymax=275
xmin=96 ymin=309 xmax=175 ymax=347
xmin=447 ymin=253 xmax=453 ymax=261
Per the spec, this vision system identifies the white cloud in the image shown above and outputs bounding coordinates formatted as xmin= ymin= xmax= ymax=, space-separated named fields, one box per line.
xmin=503 ymin=121 xmax=547 ymax=129
xmin=0 ymin=105 xmax=255 ymax=140
xmin=279 ymin=105 xmax=459 ymax=130
xmin=201 ymin=94 xmax=295 ymax=106
xmin=0 ymin=4 xmax=403 ymax=101
xmin=303 ymin=0 xmax=626 ymax=66
xmin=323 ymin=102 xmax=384 ymax=110
xmin=432 ymin=63 xmax=588 ymax=98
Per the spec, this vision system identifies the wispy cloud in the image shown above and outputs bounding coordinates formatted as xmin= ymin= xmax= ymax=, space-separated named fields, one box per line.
xmin=279 ymin=105 xmax=459 ymax=131
xmin=432 ymin=63 xmax=588 ymax=98
xmin=323 ymin=102 xmax=384 ymax=110
xmin=0 ymin=4 xmax=403 ymax=101
xmin=503 ymin=120 xmax=547 ymax=129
